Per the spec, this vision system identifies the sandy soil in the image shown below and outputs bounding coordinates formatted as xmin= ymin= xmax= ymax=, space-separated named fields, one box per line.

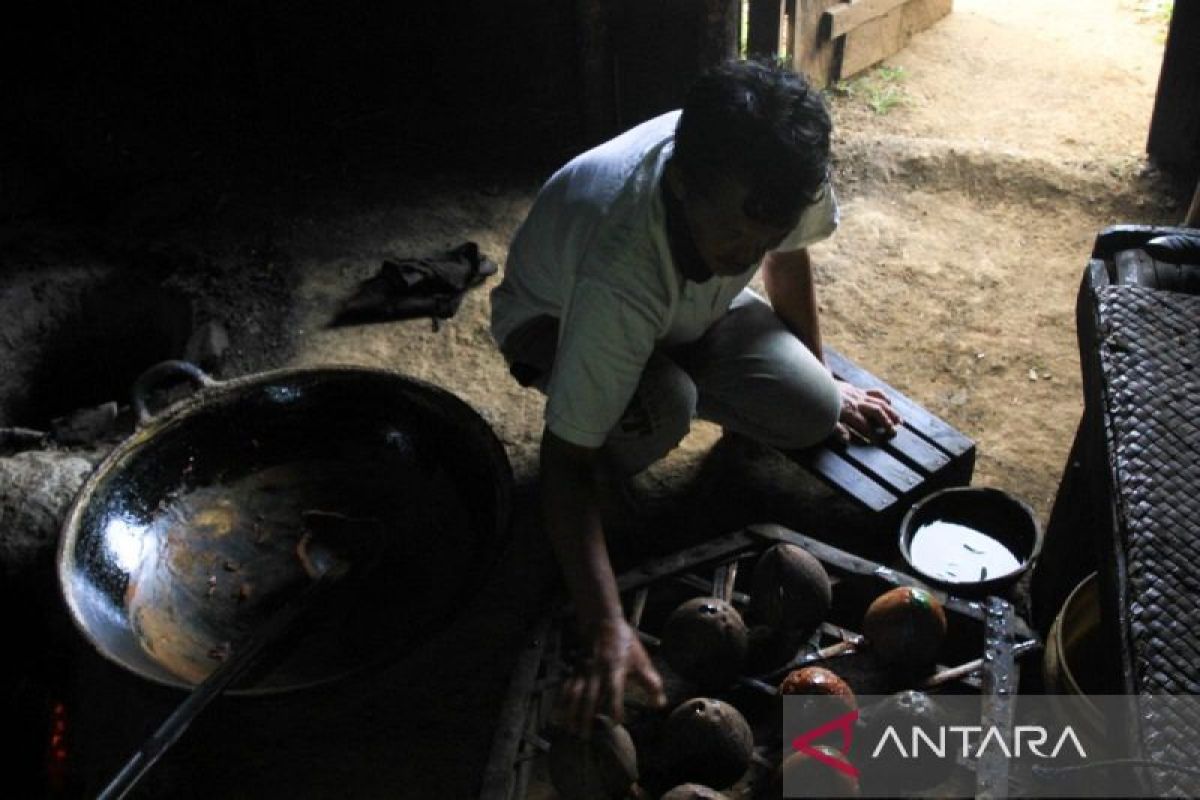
xmin=810 ymin=0 xmax=1178 ymax=516
xmin=0 ymin=1 xmax=1181 ymax=523
xmin=278 ymin=0 xmax=1182 ymax=522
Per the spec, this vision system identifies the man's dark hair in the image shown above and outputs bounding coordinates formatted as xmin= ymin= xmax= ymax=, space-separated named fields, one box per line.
xmin=674 ymin=59 xmax=831 ymax=228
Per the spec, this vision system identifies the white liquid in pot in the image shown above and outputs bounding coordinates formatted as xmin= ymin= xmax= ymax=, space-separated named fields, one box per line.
xmin=909 ymin=520 xmax=1023 ymax=583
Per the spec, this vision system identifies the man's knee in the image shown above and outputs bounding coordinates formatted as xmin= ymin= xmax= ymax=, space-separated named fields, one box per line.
xmin=605 ymin=362 xmax=698 ymax=475
xmin=760 ymin=369 xmax=841 ymax=451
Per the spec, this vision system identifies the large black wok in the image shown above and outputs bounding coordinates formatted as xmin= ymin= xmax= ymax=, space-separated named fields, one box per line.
xmin=58 ymin=361 xmax=512 ymax=694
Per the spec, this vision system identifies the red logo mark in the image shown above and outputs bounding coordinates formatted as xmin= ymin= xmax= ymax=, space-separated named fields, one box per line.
xmin=791 ymin=709 xmax=860 ymax=778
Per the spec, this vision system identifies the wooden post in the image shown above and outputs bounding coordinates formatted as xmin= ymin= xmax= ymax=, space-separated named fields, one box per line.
xmin=699 ymin=0 xmax=740 ymax=67
xmin=1148 ymin=0 xmax=1200 ymax=178
xmin=1186 ymin=179 xmax=1200 ymax=228
xmin=611 ymin=0 xmax=738 ymax=130
xmin=576 ymin=0 xmax=617 ymax=144
xmin=784 ymin=0 xmax=797 ymax=60
xmin=793 ymin=0 xmax=842 ymax=87
xmin=747 ymin=0 xmax=785 ymax=57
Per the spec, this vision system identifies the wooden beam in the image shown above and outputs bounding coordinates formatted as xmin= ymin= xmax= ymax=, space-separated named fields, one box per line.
xmin=698 ymin=0 xmax=740 ymax=66
xmin=795 ymin=448 xmax=898 ymax=511
xmin=839 ymin=0 xmax=950 ymax=79
xmin=747 ymin=0 xmax=786 ymax=57
xmin=576 ymin=0 xmax=616 ymax=143
xmin=794 ymin=0 xmax=843 ymax=87
xmin=823 ymin=0 xmax=908 ymax=39
xmin=1186 ymin=179 xmax=1200 ymax=227
xmin=1148 ymin=0 xmax=1200 ymax=176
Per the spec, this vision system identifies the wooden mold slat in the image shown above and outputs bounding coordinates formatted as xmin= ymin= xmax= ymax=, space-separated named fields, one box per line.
xmin=880 ymin=425 xmax=952 ymax=475
xmin=834 ymin=438 xmax=925 ymax=493
xmin=823 ymin=0 xmax=910 ymax=39
xmin=824 ymin=346 xmax=975 ymax=459
xmin=747 ymin=0 xmax=787 ymax=56
xmin=798 ymin=447 xmax=898 ymax=511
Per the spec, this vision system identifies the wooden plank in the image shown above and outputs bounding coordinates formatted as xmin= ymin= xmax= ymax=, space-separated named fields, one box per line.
xmin=839 ymin=0 xmax=951 ymax=79
xmin=824 ymin=346 xmax=974 ymax=459
xmin=795 ymin=448 xmax=898 ymax=511
xmin=881 ymin=425 xmax=951 ymax=475
xmin=747 ymin=0 xmax=786 ymax=57
xmin=823 ymin=0 xmax=908 ymax=39
xmin=749 ymin=522 xmax=896 ymax=577
xmin=794 ymin=0 xmax=843 ymax=87
xmin=479 ymin=614 xmax=552 ymax=800
xmin=613 ymin=531 xmax=760 ymax=594
xmin=831 ymin=438 xmax=924 ymax=493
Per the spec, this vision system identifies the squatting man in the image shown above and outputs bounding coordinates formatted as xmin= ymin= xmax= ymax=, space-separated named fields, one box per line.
xmin=491 ymin=59 xmax=901 ymax=732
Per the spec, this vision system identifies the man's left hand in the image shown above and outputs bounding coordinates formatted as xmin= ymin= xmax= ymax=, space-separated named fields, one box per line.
xmin=834 ymin=379 xmax=902 ymax=443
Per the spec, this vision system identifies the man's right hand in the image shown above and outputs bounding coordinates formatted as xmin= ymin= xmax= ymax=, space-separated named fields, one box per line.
xmin=559 ymin=617 xmax=666 ymax=736
xmin=539 ymin=430 xmax=668 ymax=735
xmin=834 ymin=379 xmax=902 ymax=443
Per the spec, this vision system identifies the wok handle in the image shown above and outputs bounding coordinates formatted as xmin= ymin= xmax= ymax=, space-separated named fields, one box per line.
xmin=131 ymin=360 xmax=217 ymax=427
xmin=97 ymin=568 xmax=340 ymax=800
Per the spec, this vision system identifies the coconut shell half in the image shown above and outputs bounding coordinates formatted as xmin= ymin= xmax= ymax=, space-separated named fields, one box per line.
xmin=659 ymin=784 xmax=730 ymax=800
xmin=861 ymin=586 xmax=947 ymax=668
xmin=749 ymin=543 xmax=831 ymax=638
xmin=661 ymin=597 xmax=748 ymax=690
xmin=661 ymin=698 xmax=754 ymax=790
xmin=547 ymin=715 xmax=639 ymax=800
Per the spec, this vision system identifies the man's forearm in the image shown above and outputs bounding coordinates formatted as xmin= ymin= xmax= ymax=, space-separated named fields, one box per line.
xmin=762 ymin=248 xmax=824 ymax=361
xmin=539 ymin=434 xmax=624 ymax=636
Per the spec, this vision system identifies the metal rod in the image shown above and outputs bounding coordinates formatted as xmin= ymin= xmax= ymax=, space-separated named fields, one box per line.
xmin=636 ymin=630 xmax=661 ymax=648
xmin=481 ymin=615 xmax=553 ymax=800
xmin=720 ymin=560 xmax=739 ymax=603
xmin=97 ymin=568 xmax=342 ymax=800
xmin=676 ymin=572 xmax=751 ymax=606
xmin=977 ymin=596 xmax=1017 ymax=799
xmin=711 ymin=564 xmax=730 ymax=600
xmin=759 ymin=631 xmax=862 ymax=684
xmin=627 ymin=587 xmax=649 ymax=629
xmin=921 ymin=639 xmax=1039 ymax=689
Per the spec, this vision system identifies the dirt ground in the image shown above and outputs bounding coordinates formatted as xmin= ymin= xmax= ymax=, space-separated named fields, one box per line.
xmin=816 ymin=0 xmax=1180 ymax=516
xmin=0 ymin=0 xmax=1183 ymax=521
xmin=2 ymin=0 xmax=1191 ymax=797
xmin=285 ymin=0 xmax=1182 ymax=522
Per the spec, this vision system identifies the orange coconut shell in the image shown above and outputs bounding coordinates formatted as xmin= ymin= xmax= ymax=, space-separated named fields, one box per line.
xmin=774 ymin=746 xmax=861 ymax=798
xmin=778 ymin=666 xmax=858 ymax=711
xmin=861 ymin=586 xmax=947 ymax=668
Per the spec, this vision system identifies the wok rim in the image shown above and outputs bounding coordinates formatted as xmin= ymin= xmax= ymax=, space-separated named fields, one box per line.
xmin=57 ymin=363 xmax=514 ymax=695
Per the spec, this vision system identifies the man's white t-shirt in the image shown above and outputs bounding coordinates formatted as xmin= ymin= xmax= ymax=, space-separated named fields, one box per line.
xmin=491 ymin=110 xmax=838 ymax=449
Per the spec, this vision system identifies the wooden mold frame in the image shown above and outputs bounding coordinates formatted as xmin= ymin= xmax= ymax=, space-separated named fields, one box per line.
xmin=785 ymin=346 xmax=976 ymax=515
xmin=480 ymin=523 xmax=1038 ymax=799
